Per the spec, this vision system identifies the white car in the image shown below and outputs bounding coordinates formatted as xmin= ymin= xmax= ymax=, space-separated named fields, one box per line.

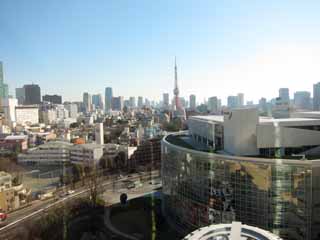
xmin=67 ymin=190 xmax=75 ymax=195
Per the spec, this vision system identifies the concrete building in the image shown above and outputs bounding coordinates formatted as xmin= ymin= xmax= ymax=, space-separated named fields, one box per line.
xmin=313 ymin=82 xmax=320 ymax=111
xmin=162 ymin=109 xmax=320 ymax=239
xmin=189 ymin=94 xmax=196 ymax=110
xmin=70 ymin=144 xmax=104 ymax=166
xmin=105 ymin=87 xmax=113 ymax=112
xmin=237 ymin=93 xmax=244 ymax=106
xmin=208 ymin=96 xmax=218 ymax=114
xmin=24 ymin=84 xmax=41 ymax=105
xmin=64 ymin=103 xmax=78 ymax=118
xmin=258 ymin=97 xmax=268 ymax=113
xmin=15 ymin=88 xmax=25 ymax=105
xmin=279 ymin=88 xmax=290 ymax=104
xmin=18 ymin=141 xmax=72 ymax=165
xmin=83 ymin=92 xmax=92 ymax=113
xmin=129 ymin=96 xmax=136 ymax=108
xmin=2 ymin=97 xmax=18 ymax=125
xmin=42 ymin=94 xmax=62 ymax=104
xmin=15 ymin=106 xmax=39 ymax=125
xmin=294 ymin=91 xmax=311 ymax=110
xmin=95 ymin=123 xmax=104 ymax=145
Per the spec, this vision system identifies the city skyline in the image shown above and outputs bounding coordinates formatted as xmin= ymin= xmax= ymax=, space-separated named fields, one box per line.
xmin=2 ymin=1 xmax=320 ymax=103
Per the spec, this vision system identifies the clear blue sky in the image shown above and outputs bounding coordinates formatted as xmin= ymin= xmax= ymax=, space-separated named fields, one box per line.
xmin=2 ymin=0 xmax=320 ymax=104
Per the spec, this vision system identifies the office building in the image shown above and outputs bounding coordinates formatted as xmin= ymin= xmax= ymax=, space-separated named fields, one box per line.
xmin=0 ymin=62 xmax=9 ymax=100
xmin=15 ymin=88 xmax=25 ymax=105
xmin=162 ymin=108 xmax=320 ymax=239
xmin=294 ymin=91 xmax=311 ymax=110
xmin=227 ymin=96 xmax=238 ymax=109
xmin=129 ymin=96 xmax=136 ymax=108
xmin=208 ymin=96 xmax=218 ymax=113
xmin=189 ymin=94 xmax=196 ymax=110
xmin=237 ymin=93 xmax=244 ymax=106
xmin=279 ymin=88 xmax=290 ymax=104
xmin=42 ymin=94 xmax=62 ymax=104
xmin=64 ymin=103 xmax=78 ymax=118
xmin=183 ymin=222 xmax=281 ymax=240
xmin=15 ymin=106 xmax=39 ymax=125
xmin=105 ymin=87 xmax=113 ymax=112
xmin=92 ymin=94 xmax=103 ymax=110
xmin=111 ymin=96 xmax=124 ymax=111
xmin=138 ymin=96 xmax=143 ymax=108
xmin=83 ymin=92 xmax=92 ymax=113
xmin=24 ymin=84 xmax=41 ymax=105
xmin=258 ymin=97 xmax=268 ymax=113
xmin=313 ymin=82 xmax=320 ymax=110
xmin=163 ymin=93 xmax=169 ymax=109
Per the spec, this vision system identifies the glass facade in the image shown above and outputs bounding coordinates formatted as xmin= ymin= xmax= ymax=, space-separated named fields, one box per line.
xmin=162 ymin=133 xmax=320 ymax=240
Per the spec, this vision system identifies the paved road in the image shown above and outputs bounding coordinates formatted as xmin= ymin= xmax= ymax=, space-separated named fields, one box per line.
xmin=0 ymin=172 xmax=160 ymax=240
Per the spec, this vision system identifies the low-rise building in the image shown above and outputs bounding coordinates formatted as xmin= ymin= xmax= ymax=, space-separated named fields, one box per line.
xmin=15 ymin=105 xmax=39 ymax=125
xmin=70 ymin=144 xmax=104 ymax=166
xmin=18 ymin=141 xmax=72 ymax=165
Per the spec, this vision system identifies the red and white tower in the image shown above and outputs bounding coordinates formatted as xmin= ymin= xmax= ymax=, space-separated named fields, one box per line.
xmin=172 ymin=57 xmax=186 ymax=120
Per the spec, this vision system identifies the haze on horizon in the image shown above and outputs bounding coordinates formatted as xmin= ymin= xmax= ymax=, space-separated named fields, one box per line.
xmin=1 ymin=0 xmax=320 ymax=104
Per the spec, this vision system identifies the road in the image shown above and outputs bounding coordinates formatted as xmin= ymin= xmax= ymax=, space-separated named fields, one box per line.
xmin=0 ymin=171 xmax=160 ymax=239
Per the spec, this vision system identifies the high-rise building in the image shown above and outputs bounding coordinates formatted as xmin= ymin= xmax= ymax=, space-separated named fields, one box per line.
xmin=2 ymin=97 xmax=18 ymax=125
xmin=83 ymin=92 xmax=92 ymax=113
xmin=294 ymin=91 xmax=311 ymax=110
xmin=237 ymin=93 xmax=244 ymax=106
xmin=138 ymin=96 xmax=143 ymax=108
xmin=258 ymin=97 xmax=268 ymax=113
xmin=15 ymin=88 xmax=25 ymax=105
xmin=104 ymin=87 xmax=113 ymax=112
xmin=208 ymin=96 xmax=218 ymax=113
xmin=42 ymin=94 xmax=62 ymax=104
xmin=279 ymin=88 xmax=290 ymax=104
xmin=95 ymin=123 xmax=104 ymax=145
xmin=0 ymin=62 xmax=9 ymax=100
xmin=313 ymin=82 xmax=320 ymax=110
xmin=227 ymin=96 xmax=238 ymax=109
xmin=92 ymin=94 xmax=103 ymax=110
xmin=64 ymin=103 xmax=78 ymax=118
xmin=163 ymin=93 xmax=169 ymax=109
xmin=111 ymin=96 xmax=124 ymax=111
xmin=129 ymin=96 xmax=136 ymax=108
xmin=24 ymin=84 xmax=41 ymax=105
xmin=189 ymin=94 xmax=196 ymax=110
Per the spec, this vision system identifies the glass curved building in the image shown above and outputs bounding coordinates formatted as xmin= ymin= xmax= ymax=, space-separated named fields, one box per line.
xmin=162 ymin=108 xmax=320 ymax=240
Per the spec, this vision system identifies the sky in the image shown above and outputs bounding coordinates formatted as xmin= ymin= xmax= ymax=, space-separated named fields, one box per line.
xmin=2 ymin=0 xmax=320 ymax=104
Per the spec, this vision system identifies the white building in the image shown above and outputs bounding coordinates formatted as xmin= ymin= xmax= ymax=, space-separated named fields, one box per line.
xmin=15 ymin=106 xmax=39 ymax=125
xmin=64 ymin=103 xmax=78 ymax=118
xmin=189 ymin=108 xmax=320 ymax=157
xmin=70 ymin=144 xmax=104 ymax=166
xmin=95 ymin=123 xmax=104 ymax=145
xmin=2 ymin=98 xmax=18 ymax=126
xmin=18 ymin=141 xmax=72 ymax=165
xmin=0 ymin=171 xmax=12 ymax=192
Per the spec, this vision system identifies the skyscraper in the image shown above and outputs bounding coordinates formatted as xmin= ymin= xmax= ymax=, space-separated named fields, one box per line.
xmin=189 ymin=94 xmax=196 ymax=110
xmin=83 ymin=92 xmax=92 ymax=113
xmin=129 ymin=96 xmax=136 ymax=108
xmin=24 ymin=84 xmax=41 ymax=105
xmin=105 ymin=87 xmax=113 ymax=112
xmin=313 ymin=82 xmax=320 ymax=110
xmin=294 ymin=91 xmax=311 ymax=110
xmin=208 ymin=96 xmax=218 ymax=113
xmin=138 ymin=96 xmax=143 ymax=108
xmin=15 ymin=88 xmax=25 ymax=105
xmin=279 ymin=88 xmax=290 ymax=104
xmin=0 ymin=62 xmax=9 ymax=100
xmin=163 ymin=93 xmax=169 ymax=109
xmin=42 ymin=94 xmax=62 ymax=104
xmin=111 ymin=96 xmax=124 ymax=111
xmin=227 ymin=96 xmax=238 ymax=109
xmin=92 ymin=94 xmax=103 ymax=109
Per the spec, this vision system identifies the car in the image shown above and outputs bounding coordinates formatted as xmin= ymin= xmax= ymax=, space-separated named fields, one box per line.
xmin=0 ymin=212 xmax=7 ymax=222
xmin=127 ymin=182 xmax=135 ymax=189
xmin=67 ymin=190 xmax=75 ymax=195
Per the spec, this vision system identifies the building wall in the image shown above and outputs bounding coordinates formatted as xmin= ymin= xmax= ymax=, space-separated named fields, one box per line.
xmin=15 ymin=107 xmax=39 ymax=125
xmin=224 ymin=108 xmax=259 ymax=155
xmin=162 ymin=134 xmax=319 ymax=240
